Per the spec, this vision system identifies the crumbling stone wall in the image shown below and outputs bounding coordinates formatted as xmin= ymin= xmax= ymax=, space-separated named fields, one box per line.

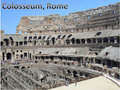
xmin=16 ymin=3 xmax=120 ymax=35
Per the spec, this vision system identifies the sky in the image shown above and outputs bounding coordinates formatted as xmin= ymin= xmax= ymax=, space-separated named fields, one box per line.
xmin=1 ymin=0 xmax=119 ymax=34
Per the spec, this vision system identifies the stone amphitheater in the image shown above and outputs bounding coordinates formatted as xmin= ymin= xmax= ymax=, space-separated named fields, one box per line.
xmin=0 ymin=2 xmax=120 ymax=90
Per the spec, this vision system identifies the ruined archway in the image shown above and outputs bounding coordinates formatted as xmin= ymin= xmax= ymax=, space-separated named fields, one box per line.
xmin=97 ymin=38 xmax=102 ymax=43
xmin=87 ymin=39 xmax=91 ymax=43
xmin=81 ymin=39 xmax=85 ymax=44
xmin=7 ymin=53 xmax=11 ymax=60
xmin=103 ymin=37 xmax=108 ymax=43
xmin=51 ymin=37 xmax=55 ymax=45
xmin=20 ymin=54 xmax=23 ymax=59
xmin=76 ymin=39 xmax=80 ymax=44
xmin=110 ymin=37 xmax=115 ymax=43
xmin=66 ymin=39 xmax=70 ymax=44
xmin=73 ymin=71 xmax=78 ymax=78
xmin=4 ymin=39 xmax=9 ymax=46
xmin=71 ymin=38 xmax=75 ymax=44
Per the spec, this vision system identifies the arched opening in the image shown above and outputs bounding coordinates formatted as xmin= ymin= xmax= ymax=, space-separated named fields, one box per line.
xmin=2 ymin=52 xmax=5 ymax=60
xmin=4 ymin=39 xmax=9 ymax=46
xmin=24 ymin=41 xmax=27 ymax=45
xmin=95 ymin=32 xmax=101 ymax=36
xmin=19 ymin=42 xmax=23 ymax=46
xmin=67 ymin=34 xmax=72 ymax=38
xmin=7 ymin=53 xmax=11 ymax=60
xmin=1 ymin=42 xmax=3 ymax=46
xmin=61 ymin=35 xmax=66 ymax=39
xmin=76 ymin=39 xmax=80 ymax=44
xmin=41 ymin=56 xmax=44 ymax=60
xmin=29 ymin=53 xmax=32 ymax=60
xmin=9 ymin=37 xmax=14 ymax=46
xmin=71 ymin=38 xmax=75 ymax=44
xmin=51 ymin=37 xmax=55 ymax=45
xmin=67 ymin=70 xmax=71 ymax=74
xmin=24 ymin=36 xmax=27 ymax=40
xmin=57 ymin=35 xmax=61 ymax=39
xmin=81 ymin=39 xmax=85 ymax=44
xmin=116 ymin=36 xmax=119 ymax=43
xmin=34 ymin=36 xmax=37 ymax=40
xmin=110 ymin=37 xmax=115 ymax=43
xmin=87 ymin=39 xmax=91 ymax=43
xmin=34 ymin=41 xmax=37 ymax=45
xmin=20 ymin=54 xmax=23 ymax=59
xmin=46 ymin=40 xmax=49 ymax=45
xmin=29 ymin=36 xmax=32 ymax=40
xmin=50 ymin=56 xmax=54 ymax=60
xmin=66 ymin=39 xmax=70 ymax=44
xmin=24 ymin=53 xmax=27 ymax=58
xmin=97 ymin=38 xmax=102 ymax=43
xmin=79 ymin=72 xmax=83 ymax=76
xmin=39 ymin=36 xmax=42 ymax=39
xmin=93 ymin=38 xmax=96 ymax=43
xmin=21 ymin=66 xmax=26 ymax=70
xmin=16 ymin=42 xmax=18 ymax=46
xmin=73 ymin=71 xmax=78 ymax=78
xmin=46 ymin=61 xmax=49 ymax=64
xmin=85 ymin=73 xmax=89 ymax=77
xmin=14 ymin=65 xmax=19 ymax=69
xmin=103 ymin=37 xmax=108 ymax=43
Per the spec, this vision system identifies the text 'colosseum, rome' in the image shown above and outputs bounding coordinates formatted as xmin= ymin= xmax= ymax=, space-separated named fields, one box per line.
xmin=0 ymin=2 xmax=120 ymax=90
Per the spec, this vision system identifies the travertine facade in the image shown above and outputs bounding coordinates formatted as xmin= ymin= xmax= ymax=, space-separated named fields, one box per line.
xmin=0 ymin=2 xmax=120 ymax=90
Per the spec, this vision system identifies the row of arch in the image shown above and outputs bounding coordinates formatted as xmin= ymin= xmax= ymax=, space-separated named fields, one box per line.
xmin=1 ymin=36 xmax=119 ymax=46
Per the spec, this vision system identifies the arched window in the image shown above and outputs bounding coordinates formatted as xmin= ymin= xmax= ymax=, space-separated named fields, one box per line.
xmin=67 ymin=34 xmax=72 ymax=38
xmin=1 ymin=42 xmax=3 ymax=46
xmin=66 ymin=39 xmax=70 ymax=44
xmin=103 ymin=38 xmax=108 ymax=43
xmin=19 ymin=41 xmax=23 ymax=45
xmin=4 ymin=39 xmax=9 ymax=46
xmin=34 ymin=36 xmax=37 ymax=39
xmin=76 ymin=39 xmax=80 ymax=44
xmin=71 ymin=38 xmax=75 ymax=44
xmin=38 ymin=36 xmax=41 ymax=39
xmin=24 ymin=36 xmax=27 ymax=40
xmin=110 ymin=37 xmax=115 ymax=43
xmin=93 ymin=38 xmax=96 ymax=43
xmin=29 ymin=36 xmax=32 ymax=40
xmin=87 ymin=39 xmax=91 ymax=43
xmin=7 ymin=53 xmax=11 ymax=60
xmin=81 ymin=39 xmax=85 ymax=44
xmin=97 ymin=38 xmax=102 ymax=43
xmin=51 ymin=37 xmax=55 ymax=45
xmin=24 ymin=41 xmax=27 ymax=45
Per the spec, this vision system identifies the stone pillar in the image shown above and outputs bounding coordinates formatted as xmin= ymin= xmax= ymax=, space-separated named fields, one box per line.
xmin=4 ymin=52 xmax=6 ymax=61
xmin=11 ymin=54 xmax=14 ymax=63
xmin=85 ymin=39 xmax=87 ymax=44
xmin=114 ymin=37 xmax=117 ymax=43
xmin=93 ymin=58 xmax=96 ymax=64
